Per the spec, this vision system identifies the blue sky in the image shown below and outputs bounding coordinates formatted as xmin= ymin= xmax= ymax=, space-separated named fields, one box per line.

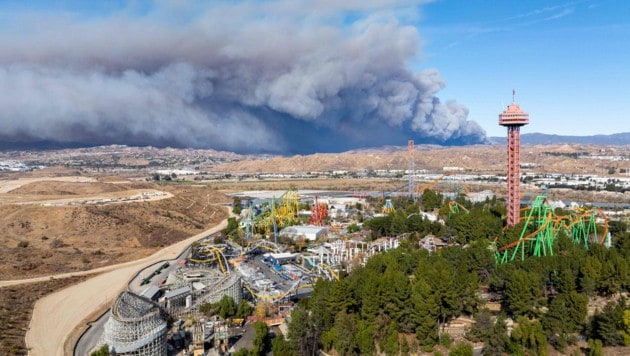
xmin=0 ymin=0 xmax=627 ymax=153
xmin=417 ymin=0 xmax=630 ymax=136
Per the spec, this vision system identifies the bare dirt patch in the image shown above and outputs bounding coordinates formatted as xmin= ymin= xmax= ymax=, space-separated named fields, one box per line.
xmin=7 ymin=181 xmax=130 ymax=195
xmin=0 ymin=176 xmax=97 ymax=194
xmin=1 ymin=179 xmax=173 ymax=206
xmin=0 ymin=182 xmax=229 ymax=280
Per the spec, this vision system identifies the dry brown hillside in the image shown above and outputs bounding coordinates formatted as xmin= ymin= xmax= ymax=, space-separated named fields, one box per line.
xmin=0 ymin=181 xmax=229 ymax=280
xmin=207 ymin=148 xmax=492 ymax=173
xmin=208 ymin=144 xmax=628 ymax=176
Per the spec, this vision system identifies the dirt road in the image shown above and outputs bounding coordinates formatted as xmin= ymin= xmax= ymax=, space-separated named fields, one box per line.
xmin=22 ymin=210 xmax=228 ymax=356
xmin=0 ymin=176 xmax=96 ymax=193
xmin=0 ymin=175 xmax=172 ymax=206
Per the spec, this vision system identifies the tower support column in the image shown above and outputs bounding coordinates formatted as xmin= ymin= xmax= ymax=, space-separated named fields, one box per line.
xmin=498 ymin=93 xmax=529 ymax=227
xmin=506 ymin=126 xmax=521 ymax=226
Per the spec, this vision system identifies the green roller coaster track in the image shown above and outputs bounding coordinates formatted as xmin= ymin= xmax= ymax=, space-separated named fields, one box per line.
xmin=491 ymin=195 xmax=608 ymax=264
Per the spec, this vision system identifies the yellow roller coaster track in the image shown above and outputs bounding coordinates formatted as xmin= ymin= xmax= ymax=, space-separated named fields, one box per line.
xmin=240 ymin=190 xmax=300 ymax=237
xmin=242 ymin=239 xmax=281 ymax=255
xmin=189 ymin=245 xmax=230 ymax=275
xmin=317 ymin=263 xmax=340 ymax=281
xmin=242 ymin=279 xmax=313 ymax=302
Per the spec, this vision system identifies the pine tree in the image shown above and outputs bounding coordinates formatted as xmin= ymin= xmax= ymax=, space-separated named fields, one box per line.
xmin=328 ymin=279 xmax=356 ymax=316
xmin=542 ymin=291 xmax=587 ymax=336
xmin=271 ymin=334 xmax=295 ymax=356
xmin=503 ymin=270 xmax=543 ymax=318
xmin=381 ymin=267 xmax=413 ymax=332
xmin=359 ymin=274 xmax=381 ymax=323
xmin=455 ymin=267 xmax=481 ymax=316
xmin=449 ymin=342 xmax=473 ymax=356
xmin=218 ymin=295 xmax=237 ymax=319
xmin=413 ymin=278 xmax=439 ymax=346
xmin=355 ymin=320 xmax=376 ymax=355
xmin=510 ymin=317 xmax=547 ymax=356
xmin=587 ymin=339 xmax=603 ymax=356
xmin=579 ymin=256 xmax=601 ymax=296
xmin=381 ymin=321 xmax=400 ymax=356
xmin=288 ymin=307 xmax=319 ymax=356
xmin=310 ymin=279 xmax=335 ymax=330
xmin=466 ymin=309 xmax=493 ymax=342
xmin=590 ymin=300 xmax=625 ymax=346
xmin=331 ymin=310 xmax=359 ymax=356
xmin=623 ymin=310 xmax=630 ymax=346
xmin=481 ymin=315 xmax=508 ymax=356
xmin=236 ymin=299 xmax=254 ymax=318
xmin=252 ymin=321 xmax=269 ymax=356
xmin=556 ymin=268 xmax=577 ymax=294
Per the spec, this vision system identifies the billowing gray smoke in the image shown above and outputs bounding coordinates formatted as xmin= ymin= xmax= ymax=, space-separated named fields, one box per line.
xmin=0 ymin=1 xmax=486 ymax=153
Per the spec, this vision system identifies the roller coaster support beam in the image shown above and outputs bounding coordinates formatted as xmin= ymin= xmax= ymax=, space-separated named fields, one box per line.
xmin=272 ymin=195 xmax=278 ymax=245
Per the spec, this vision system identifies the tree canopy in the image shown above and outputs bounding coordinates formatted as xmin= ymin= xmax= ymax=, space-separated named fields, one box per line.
xmin=282 ymin=190 xmax=630 ymax=354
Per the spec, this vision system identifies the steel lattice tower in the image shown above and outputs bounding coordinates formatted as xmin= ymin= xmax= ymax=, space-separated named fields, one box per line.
xmin=499 ymin=91 xmax=529 ymax=226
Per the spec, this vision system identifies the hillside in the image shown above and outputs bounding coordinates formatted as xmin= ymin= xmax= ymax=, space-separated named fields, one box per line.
xmin=207 ymin=145 xmax=501 ymax=173
xmin=208 ymin=143 xmax=629 ymax=176
xmin=0 ymin=179 xmax=229 ymax=279
xmin=491 ymin=132 xmax=630 ymax=145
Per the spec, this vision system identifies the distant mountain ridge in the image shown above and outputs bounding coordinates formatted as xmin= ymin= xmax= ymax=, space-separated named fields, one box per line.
xmin=2 ymin=132 xmax=628 ymax=155
xmin=490 ymin=132 xmax=630 ymax=145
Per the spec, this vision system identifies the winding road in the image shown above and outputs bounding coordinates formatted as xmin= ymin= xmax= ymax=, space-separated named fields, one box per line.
xmin=5 ymin=210 xmax=229 ymax=356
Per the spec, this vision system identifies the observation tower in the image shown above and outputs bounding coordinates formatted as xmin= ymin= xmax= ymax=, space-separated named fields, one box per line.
xmin=499 ymin=91 xmax=529 ymax=226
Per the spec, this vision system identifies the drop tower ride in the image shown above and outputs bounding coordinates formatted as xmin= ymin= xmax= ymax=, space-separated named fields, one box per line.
xmin=499 ymin=91 xmax=529 ymax=226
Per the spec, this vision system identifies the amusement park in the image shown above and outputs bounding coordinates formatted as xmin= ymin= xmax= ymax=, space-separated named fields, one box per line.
xmin=80 ymin=98 xmax=629 ymax=356
xmin=84 ymin=174 xmax=621 ymax=355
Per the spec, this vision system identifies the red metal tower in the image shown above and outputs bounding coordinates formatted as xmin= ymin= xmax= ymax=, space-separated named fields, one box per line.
xmin=408 ymin=139 xmax=414 ymax=200
xmin=499 ymin=91 xmax=529 ymax=226
xmin=310 ymin=196 xmax=328 ymax=226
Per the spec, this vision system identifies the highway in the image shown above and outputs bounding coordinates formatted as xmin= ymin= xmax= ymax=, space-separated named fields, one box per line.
xmin=22 ymin=210 xmax=229 ymax=356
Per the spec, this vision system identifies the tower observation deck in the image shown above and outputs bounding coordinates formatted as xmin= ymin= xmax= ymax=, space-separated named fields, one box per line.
xmin=499 ymin=92 xmax=529 ymax=226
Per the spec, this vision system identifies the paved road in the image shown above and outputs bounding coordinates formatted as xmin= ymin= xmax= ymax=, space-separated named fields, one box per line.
xmin=23 ymin=211 xmax=229 ymax=356
xmin=74 ymin=313 xmax=110 ymax=356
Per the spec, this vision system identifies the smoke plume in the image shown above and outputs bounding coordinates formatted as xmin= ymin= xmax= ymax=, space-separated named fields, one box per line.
xmin=0 ymin=1 xmax=487 ymax=153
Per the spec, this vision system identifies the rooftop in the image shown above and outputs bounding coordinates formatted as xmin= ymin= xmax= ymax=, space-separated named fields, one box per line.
xmin=164 ymin=286 xmax=191 ymax=299
xmin=281 ymin=225 xmax=327 ymax=234
xmin=269 ymin=252 xmax=300 ymax=259
xmin=499 ymin=102 xmax=529 ymax=126
xmin=139 ymin=285 xmax=160 ymax=299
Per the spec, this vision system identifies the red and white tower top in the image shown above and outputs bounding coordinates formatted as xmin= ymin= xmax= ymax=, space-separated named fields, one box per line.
xmin=499 ymin=90 xmax=529 ymax=126
xmin=499 ymin=90 xmax=529 ymax=226
xmin=499 ymin=103 xmax=529 ymax=126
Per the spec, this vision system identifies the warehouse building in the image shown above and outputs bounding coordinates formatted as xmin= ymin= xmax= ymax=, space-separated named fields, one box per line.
xmin=279 ymin=225 xmax=328 ymax=241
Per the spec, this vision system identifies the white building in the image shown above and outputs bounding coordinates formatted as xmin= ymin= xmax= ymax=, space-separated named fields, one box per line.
xmin=468 ymin=190 xmax=495 ymax=203
xmin=279 ymin=225 xmax=328 ymax=241
xmin=265 ymin=252 xmax=300 ymax=265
